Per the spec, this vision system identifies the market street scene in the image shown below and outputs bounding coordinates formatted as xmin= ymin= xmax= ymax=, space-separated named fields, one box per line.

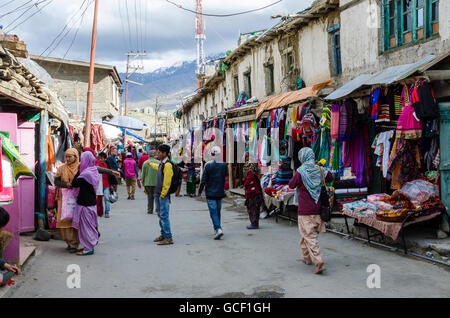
xmin=0 ymin=0 xmax=450 ymax=300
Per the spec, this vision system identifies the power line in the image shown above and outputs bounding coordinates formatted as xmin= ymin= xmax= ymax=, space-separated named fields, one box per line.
xmin=125 ymin=0 xmax=133 ymax=51
xmin=0 ymin=0 xmax=18 ymax=10
xmin=165 ymin=0 xmax=283 ymax=17
xmin=0 ymin=0 xmax=33 ymax=19
xmin=44 ymin=0 xmax=92 ymax=58
xmin=39 ymin=0 xmax=89 ymax=56
xmin=52 ymin=0 xmax=92 ymax=77
xmin=4 ymin=0 xmax=53 ymax=33
xmin=116 ymin=0 xmax=128 ymax=53
xmin=134 ymin=0 xmax=139 ymax=51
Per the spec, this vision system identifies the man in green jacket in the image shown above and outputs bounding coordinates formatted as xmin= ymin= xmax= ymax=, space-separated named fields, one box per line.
xmin=141 ymin=150 xmax=159 ymax=214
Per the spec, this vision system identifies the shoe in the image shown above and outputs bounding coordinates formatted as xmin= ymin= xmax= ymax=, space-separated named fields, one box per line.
xmin=301 ymin=257 xmax=312 ymax=265
xmin=76 ymin=249 xmax=94 ymax=256
xmin=105 ymin=215 xmax=110 ymax=218
xmin=214 ymin=228 xmax=223 ymax=240
xmin=153 ymin=235 xmax=165 ymax=242
xmin=157 ymin=238 xmax=174 ymax=245
xmin=68 ymin=247 xmax=78 ymax=254
xmin=131 ymin=197 xmax=135 ymax=200
xmin=147 ymin=211 xmax=153 ymax=214
xmin=315 ymin=262 xmax=325 ymax=274
xmin=247 ymin=225 xmax=259 ymax=230
xmin=127 ymin=196 xmax=131 ymax=200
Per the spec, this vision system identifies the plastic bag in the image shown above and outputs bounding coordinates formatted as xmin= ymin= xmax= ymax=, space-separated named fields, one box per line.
xmin=399 ymin=179 xmax=439 ymax=203
xmin=110 ymin=190 xmax=118 ymax=203
xmin=61 ymin=188 xmax=77 ymax=221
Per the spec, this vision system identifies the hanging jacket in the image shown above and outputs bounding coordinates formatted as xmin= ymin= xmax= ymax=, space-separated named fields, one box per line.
xmin=412 ymin=82 xmax=439 ymax=120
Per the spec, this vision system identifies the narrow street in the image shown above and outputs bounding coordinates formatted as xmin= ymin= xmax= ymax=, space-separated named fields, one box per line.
xmin=5 ymin=184 xmax=450 ymax=298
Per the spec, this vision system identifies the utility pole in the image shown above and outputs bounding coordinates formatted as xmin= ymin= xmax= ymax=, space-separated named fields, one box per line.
xmin=84 ymin=0 xmax=99 ymax=148
xmin=123 ymin=51 xmax=146 ymax=147
xmin=154 ymin=96 xmax=159 ymax=143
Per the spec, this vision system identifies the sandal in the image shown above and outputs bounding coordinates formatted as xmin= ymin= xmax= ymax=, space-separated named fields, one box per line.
xmin=315 ymin=262 xmax=325 ymax=274
xmin=76 ymin=249 xmax=94 ymax=256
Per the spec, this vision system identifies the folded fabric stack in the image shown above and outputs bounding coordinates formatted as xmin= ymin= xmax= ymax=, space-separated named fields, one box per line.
xmin=335 ymin=187 xmax=368 ymax=211
xmin=342 ymin=199 xmax=377 ymax=217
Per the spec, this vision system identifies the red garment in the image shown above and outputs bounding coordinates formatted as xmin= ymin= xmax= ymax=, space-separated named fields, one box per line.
xmin=288 ymin=171 xmax=332 ymax=215
xmin=95 ymin=160 xmax=110 ymax=188
xmin=138 ymin=154 xmax=149 ymax=170
xmin=96 ymin=196 xmax=104 ymax=217
xmin=244 ymin=171 xmax=262 ymax=199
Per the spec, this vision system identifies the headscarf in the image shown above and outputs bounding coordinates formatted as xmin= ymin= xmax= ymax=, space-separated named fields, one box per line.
xmin=297 ymin=147 xmax=322 ymax=203
xmin=57 ymin=148 xmax=80 ymax=183
xmin=79 ymin=151 xmax=100 ymax=192
xmin=236 ymin=90 xmax=248 ymax=106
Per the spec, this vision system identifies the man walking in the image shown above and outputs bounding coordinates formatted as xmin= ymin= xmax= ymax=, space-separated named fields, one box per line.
xmin=147 ymin=144 xmax=174 ymax=245
xmin=141 ymin=150 xmax=159 ymax=214
xmin=198 ymin=146 xmax=227 ymax=240
xmin=107 ymin=147 xmax=121 ymax=188
xmin=124 ymin=152 xmax=139 ymax=200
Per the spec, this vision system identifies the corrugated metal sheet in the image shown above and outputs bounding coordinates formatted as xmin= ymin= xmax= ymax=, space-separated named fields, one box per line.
xmin=325 ymin=55 xmax=437 ymax=100
xmin=324 ymin=74 xmax=372 ymax=100
xmin=366 ymin=55 xmax=436 ymax=85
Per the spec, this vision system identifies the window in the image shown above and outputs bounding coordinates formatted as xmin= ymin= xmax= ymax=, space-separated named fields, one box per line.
xmin=243 ymin=70 xmax=251 ymax=98
xmin=285 ymin=52 xmax=294 ymax=74
xmin=265 ymin=63 xmax=275 ymax=95
xmin=328 ymin=24 xmax=342 ymax=75
xmin=383 ymin=0 xmax=439 ymax=50
xmin=233 ymin=75 xmax=239 ymax=102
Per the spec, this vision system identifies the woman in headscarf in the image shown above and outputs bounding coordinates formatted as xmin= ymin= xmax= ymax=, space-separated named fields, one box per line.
xmin=288 ymin=147 xmax=333 ymax=274
xmin=68 ymin=151 xmax=101 ymax=256
xmin=243 ymin=162 xmax=263 ymax=229
xmin=54 ymin=148 xmax=81 ymax=253
xmin=235 ymin=90 xmax=248 ymax=108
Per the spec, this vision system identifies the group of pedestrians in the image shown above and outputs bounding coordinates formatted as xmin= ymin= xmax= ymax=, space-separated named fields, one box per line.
xmin=44 ymin=140 xmax=329 ymax=275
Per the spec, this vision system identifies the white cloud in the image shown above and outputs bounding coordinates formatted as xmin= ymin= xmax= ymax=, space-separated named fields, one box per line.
xmin=3 ymin=0 xmax=314 ymax=71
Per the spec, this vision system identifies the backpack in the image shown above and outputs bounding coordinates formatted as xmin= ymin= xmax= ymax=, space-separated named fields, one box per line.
xmin=167 ymin=162 xmax=182 ymax=195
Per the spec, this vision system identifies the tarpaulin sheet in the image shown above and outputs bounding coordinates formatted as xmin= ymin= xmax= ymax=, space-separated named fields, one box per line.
xmin=255 ymin=80 xmax=334 ymax=118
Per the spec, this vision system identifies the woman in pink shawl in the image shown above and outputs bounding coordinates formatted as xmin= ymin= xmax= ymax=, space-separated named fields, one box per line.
xmin=68 ymin=151 xmax=101 ymax=256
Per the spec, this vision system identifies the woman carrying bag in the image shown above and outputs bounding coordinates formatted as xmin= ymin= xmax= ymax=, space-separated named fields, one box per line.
xmin=288 ymin=147 xmax=333 ymax=274
xmin=54 ymin=148 xmax=81 ymax=253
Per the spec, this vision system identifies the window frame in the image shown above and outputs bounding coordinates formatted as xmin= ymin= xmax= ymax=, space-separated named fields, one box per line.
xmin=328 ymin=24 xmax=342 ymax=75
xmin=243 ymin=69 xmax=252 ymax=98
xmin=383 ymin=0 xmax=439 ymax=51
xmin=264 ymin=62 xmax=275 ymax=96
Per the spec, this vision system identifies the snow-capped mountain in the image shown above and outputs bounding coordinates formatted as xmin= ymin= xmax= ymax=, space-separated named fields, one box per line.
xmin=120 ymin=54 xmax=224 ymax=110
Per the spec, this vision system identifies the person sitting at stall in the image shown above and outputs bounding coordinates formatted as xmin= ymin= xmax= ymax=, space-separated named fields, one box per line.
xmin=235 ymin=90 xmax=248 ymax=108
xmin=288 ymin=147 xmax=333 ymax=275
xmin=0 ymin=207 xmax=21 ymax=282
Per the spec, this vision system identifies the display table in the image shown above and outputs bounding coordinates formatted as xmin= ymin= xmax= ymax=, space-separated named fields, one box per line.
xmin=342 ymin=208 xmax=443 ymax=253
xmin=264 ymin=192 xmax=297 ymax=222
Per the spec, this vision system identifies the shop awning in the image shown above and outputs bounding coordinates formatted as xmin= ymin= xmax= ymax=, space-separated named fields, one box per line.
xmin=121 ymin=128 xmax=149 ymax=143
xmin=255 ymin=80 xmax=334 ymax=118
xmin=325 ymin=55 xmax=437 ymax=100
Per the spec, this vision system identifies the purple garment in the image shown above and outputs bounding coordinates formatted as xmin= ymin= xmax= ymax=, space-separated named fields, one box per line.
xmin=72 ymin=204 xmax=98 ymax=252
xmin=79 ymin=151 xmax=100 ymax=192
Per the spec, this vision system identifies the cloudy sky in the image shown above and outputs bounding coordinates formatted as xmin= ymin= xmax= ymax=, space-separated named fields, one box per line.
xmin=1 ymin=0 xmax=314 ymax=72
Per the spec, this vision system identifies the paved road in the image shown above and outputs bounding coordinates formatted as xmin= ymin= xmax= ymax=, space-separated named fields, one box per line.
xmin=5 ymin=184 xmax=450 ymax=298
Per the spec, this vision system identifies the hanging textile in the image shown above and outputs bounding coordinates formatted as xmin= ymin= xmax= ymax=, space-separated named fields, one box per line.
xmin=330 ymin=103 xmax=340 ymax=140
xmin=387 ymin=138 xmax=422 ymax=189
